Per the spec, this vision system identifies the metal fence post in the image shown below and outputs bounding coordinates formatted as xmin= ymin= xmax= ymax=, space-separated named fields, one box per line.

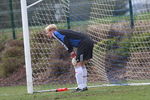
xmin=9 ymin=0 xmax=16 ymax=39
xmin=129 ymin=0 xmax=134 ymax=29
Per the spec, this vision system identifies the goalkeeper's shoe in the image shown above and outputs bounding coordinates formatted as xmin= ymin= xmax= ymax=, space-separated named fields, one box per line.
xmin=72 ymin=87 xmax=88 ymax=93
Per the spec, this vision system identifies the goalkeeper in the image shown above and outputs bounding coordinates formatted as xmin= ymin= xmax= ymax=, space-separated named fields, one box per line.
xmin=45 ymin=24 xmax=94 ymax=92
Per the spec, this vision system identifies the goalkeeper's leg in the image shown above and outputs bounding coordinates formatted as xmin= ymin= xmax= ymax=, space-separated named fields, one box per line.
xmin=74 ymin=65 xmax=85 ymax=89
xmin=73 ymin=61 xmax=88 ymax=92
xmin=82 ymin=65 xmax=87 ymax=88
xmin=73 ymin=39 xmax=93 ymax=92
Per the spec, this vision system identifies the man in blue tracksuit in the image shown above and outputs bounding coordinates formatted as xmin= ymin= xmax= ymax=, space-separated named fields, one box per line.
xmin=45 ymin=24 xmax=94 ymax=92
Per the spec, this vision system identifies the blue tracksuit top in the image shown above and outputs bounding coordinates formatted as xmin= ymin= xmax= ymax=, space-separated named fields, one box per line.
xmin=52 ymin=29 xmax=90 ymax=53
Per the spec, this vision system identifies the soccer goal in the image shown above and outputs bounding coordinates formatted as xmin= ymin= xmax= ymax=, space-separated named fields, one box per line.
xmin=21 ymin=0 xmax=150 ymax=94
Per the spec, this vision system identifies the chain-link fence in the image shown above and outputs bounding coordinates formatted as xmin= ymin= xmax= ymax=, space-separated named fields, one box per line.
xmin=0 ymin=0 xmax=22 ymax=40
xmin=1 ymin=0 xmax=150 ymax=40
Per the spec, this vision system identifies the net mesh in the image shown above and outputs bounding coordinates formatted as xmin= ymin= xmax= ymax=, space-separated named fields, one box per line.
xmin=26 ymin=0 xmax=150 ymax=92
xmin=88 ymin=0 xmax=150 ymax=83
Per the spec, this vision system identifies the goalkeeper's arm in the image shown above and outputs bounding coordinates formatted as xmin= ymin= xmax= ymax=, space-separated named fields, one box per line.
xmin=70 ymin=51 xmax=77 ymax=66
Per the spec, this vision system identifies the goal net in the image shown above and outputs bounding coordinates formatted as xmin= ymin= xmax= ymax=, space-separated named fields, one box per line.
xmin=21 ymin=0 xmax=150 ymax=93
xmin=88 ymin=0 xmax=150 ymax=84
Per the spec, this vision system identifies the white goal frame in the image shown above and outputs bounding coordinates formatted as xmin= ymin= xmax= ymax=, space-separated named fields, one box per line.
xmin=21 ymin=0 xmax=34 ymax=94
xmin=21 ymin=0 xmax=150 ymax=94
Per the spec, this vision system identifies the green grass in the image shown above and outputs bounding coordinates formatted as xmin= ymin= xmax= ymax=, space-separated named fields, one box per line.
xmin=1 ymin=11 xmax=150 ymax=40
xmin=1 ymin=85 xmax=150 ymax=100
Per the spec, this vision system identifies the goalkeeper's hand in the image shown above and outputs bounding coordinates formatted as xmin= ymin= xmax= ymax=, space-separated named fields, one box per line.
xmin=72 ymin=57 xmax=77 ymax=66
xmin=70 ymin=51 xmax=77 ymax=58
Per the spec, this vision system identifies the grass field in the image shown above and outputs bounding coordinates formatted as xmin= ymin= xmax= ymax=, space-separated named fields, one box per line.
xmin=0 ymin=85 xmax=150 ymax=100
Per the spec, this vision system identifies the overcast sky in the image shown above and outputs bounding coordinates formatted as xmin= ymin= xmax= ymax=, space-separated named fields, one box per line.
xmin=132 ymin=0 xmax=150 ymax=4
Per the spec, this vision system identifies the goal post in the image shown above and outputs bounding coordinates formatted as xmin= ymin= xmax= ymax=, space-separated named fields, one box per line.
xmin=21 ymin=0 xmax=150 ymax=94
xmin=21 ymin=0 xmax=73 ymax=93
xmin=21 ymin=0 xmax=33 ymax=94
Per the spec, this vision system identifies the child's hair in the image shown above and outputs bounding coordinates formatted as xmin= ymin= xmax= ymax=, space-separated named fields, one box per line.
xmin=45 ymin=24 xmax=57 ymax=32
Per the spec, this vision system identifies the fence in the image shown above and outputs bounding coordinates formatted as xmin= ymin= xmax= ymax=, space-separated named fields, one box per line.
xmin=1 ymin=0 xmax=146 ymax=40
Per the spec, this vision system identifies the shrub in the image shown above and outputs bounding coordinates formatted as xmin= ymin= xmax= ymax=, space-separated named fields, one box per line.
xmin=115 ymin=38 xmax=131 ymax=57
xmin=130 ymin=33 xmax=150 ymax=52
xmin=3 ymin=47 xmax=23 ymax=58
xmin=0 ymin=58 xmax=21 ymax=77
xmin=30 ymin=31 xmax=73 ymax=83
xmin=94 ymin=38 xmax=117 ymax=53
xmin=6 ymin=39 xmax=24 ymax=47
xmin=0 ymin=40 xmax=24 ymax=77
xmin=93 ymin=32 xmax=150 ymax=68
